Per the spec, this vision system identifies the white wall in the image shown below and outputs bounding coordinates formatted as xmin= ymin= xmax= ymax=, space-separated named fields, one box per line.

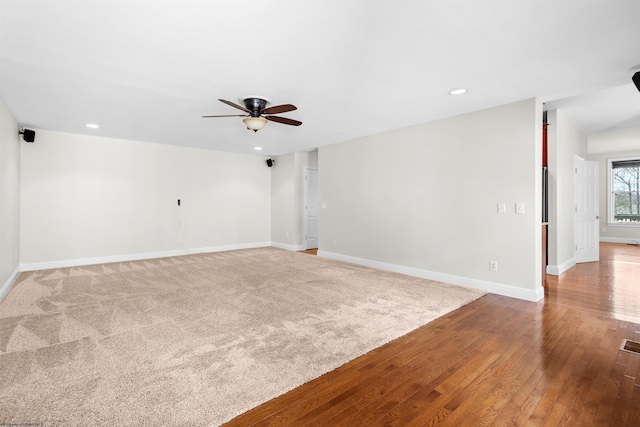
xmin=318 ymin=99 xmax=543 ymax=301
xmin=271 ymin=153 xmax=297 ymax=248
xmin=0 ymin=97 xmax=21 ymax=298
xmin=271 ymin=151 xmax=318 ymax=250
xmin=587 ymin=126 xmax=640 ymax=243
xmin=20 ymin=129 xmax=271 ymax=269
xmin=545 ymin=110 xmax=588 ymax=275
xmin=589 ymin=126 xmax=640 ymax=155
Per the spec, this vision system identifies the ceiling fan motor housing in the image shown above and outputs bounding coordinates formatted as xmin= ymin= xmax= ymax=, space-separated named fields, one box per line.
xmin=241 ymin=96 xmax=270 ymax=117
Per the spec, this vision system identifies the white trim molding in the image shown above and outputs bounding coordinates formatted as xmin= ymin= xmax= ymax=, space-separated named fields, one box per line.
xmin=0 ymin=266 xmax=20 ymax=303
xmin=20 ymin=242 xmax=272 ymax=272
xmin=546 ymin=257 xmax=576 ymax=276
xmin=600 ymin=236 xmax=640 ymax=245
xmin=318 ymin=250 xmax=544 ymax=302
xmin=271 ymin=242 xmax=306 ymax=252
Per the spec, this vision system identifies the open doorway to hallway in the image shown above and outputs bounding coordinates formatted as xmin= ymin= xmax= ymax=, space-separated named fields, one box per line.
xmin=303 ymin=166 xmax=318 ymax=250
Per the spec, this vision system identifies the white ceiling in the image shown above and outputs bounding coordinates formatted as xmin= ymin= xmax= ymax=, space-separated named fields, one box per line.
xmin=1 ymin=0 xmax=639 ymax=157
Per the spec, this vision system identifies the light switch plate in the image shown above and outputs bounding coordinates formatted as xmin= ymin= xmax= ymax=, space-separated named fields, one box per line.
xmin=497 ymin=203 xmax=506 ymax=214
xmin=516 ymin=203 xmax=525 ymax=214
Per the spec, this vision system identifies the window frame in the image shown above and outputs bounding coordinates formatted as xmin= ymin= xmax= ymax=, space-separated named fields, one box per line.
xmin=607 ymin=156 xmax=640 ymax=227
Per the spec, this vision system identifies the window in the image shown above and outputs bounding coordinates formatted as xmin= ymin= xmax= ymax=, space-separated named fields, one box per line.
xmin=609 ymin=158 xmax=640 ymax=224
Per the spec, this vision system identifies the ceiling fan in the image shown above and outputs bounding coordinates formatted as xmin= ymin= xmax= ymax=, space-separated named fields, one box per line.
xmin=203 ymin=96 xmax=302 ymax=132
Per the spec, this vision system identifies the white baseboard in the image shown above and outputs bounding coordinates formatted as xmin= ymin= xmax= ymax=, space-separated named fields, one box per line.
xmin=0 ymin=266 xmax=20 ymax=303
xmin=271 ymin=242 xmax=306 ymax=252
xmin=318 ymin=250 xmax=544 ymax=302
xmin=600 ymin=236 xmax=640 ymax=245
xmin=16 ymin=245 xmax=547 ymax=302
xmin=546 ymin=257 xmax=576 ymax=276
xmin=19 ymin=241 xmax=273 ymax=272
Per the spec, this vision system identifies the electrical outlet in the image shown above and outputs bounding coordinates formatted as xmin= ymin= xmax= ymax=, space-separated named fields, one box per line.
xmin=602 ymin=228 xmax=606 ymax=233
xmin=332 ymin=238 xmax=337 ymax=246
xmin=490 ymin=261 xmax=498 ymax=271
xmin=286 ymin=232 xmax=289 ymax=238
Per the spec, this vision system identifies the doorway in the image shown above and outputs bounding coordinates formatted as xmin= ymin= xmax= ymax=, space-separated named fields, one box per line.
xmin=303 ymin=167 xmax=318 ymax=250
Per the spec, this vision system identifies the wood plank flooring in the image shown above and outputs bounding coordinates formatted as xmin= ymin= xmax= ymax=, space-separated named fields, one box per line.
xmin=299 ymin=248 xmax=319 ymax=255
xmin=225 ymin=242 xmax=640 ymax=426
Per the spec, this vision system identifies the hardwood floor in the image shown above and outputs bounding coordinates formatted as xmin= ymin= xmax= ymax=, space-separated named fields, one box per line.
xmin=225 ymin=243 xmax=640 ymax=426
xmin=299 ymin=248 xmax=319 ymax=255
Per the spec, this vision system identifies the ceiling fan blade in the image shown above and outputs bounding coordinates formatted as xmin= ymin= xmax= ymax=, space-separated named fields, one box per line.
xmin=262 ymin=104 xmax=297 ymax=115
xmin=219 ymin=99 xmax=251 ymax=113
xmin=202 ymin=114 xmax=247 ymax=118
xmin=265 ymin=115 xmax=302 ymax=126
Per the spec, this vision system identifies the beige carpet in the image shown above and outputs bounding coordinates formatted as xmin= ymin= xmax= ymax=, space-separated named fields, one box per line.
xmin=0 ymin=247 xmax=486 ymax=426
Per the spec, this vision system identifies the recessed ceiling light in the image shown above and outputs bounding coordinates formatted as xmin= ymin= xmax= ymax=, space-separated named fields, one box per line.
xmin=254 ymin=147 xmax=262 ymax=151
xmin=449 ymin=88 xmax=467 ymax=95
xmin=85 ymin=123 xmax=99 ymax=129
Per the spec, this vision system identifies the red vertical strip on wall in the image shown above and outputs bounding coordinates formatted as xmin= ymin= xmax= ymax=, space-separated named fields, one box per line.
xmin=542 ymin=124 xmax=548 ymax=166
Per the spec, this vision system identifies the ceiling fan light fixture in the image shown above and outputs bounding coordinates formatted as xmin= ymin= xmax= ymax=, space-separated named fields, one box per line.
xmin=243 ymin=116 xmax=268 ymax=132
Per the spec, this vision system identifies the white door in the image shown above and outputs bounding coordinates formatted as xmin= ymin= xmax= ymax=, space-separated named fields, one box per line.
xmin=574 ymin=157 xmax=599 ymax=263
xmin=304 ymin=167 xmax=319 ymax=249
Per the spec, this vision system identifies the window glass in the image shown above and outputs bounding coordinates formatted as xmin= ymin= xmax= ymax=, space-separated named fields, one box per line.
xmin=611 ymin=159 xmax=640 ymax=223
